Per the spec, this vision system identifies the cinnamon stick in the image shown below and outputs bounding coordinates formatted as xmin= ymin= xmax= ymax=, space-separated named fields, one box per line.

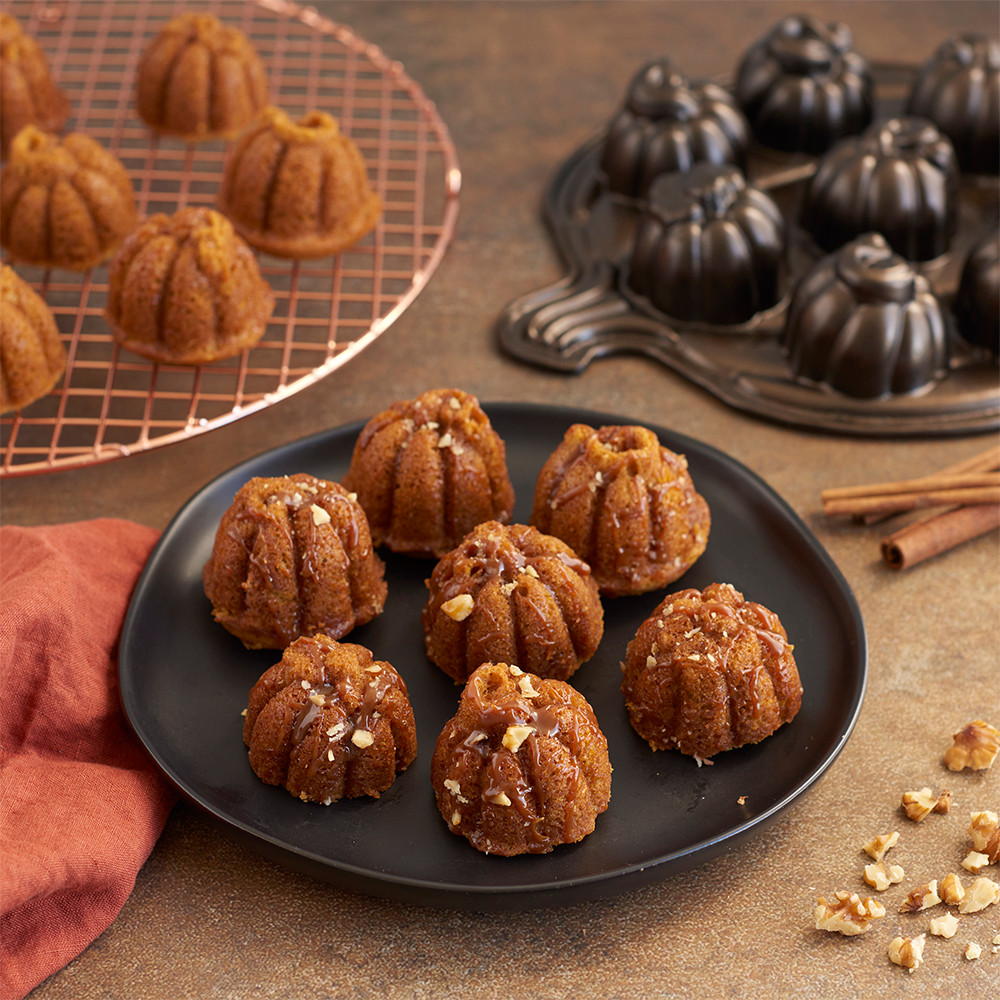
xmin=822 ymin=471 xmax=1000 ymax=502
xmin=822 ymin=484 xmax=1000 ymax=519
xmin=881 ymin=504 xmax=1000 ymax=570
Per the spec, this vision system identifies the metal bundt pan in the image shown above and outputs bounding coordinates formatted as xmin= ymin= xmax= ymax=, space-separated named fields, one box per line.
xmin=496 ymin=62 xmax=1000 ymax=437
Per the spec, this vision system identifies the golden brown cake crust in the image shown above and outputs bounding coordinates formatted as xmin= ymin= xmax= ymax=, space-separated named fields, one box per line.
xmin=134 ymin=13 xmax=268 ymax=140
xmin=1 ymin=127 xmax=137 ymax=271
xmin=105 ymin=206 xmax=274 ymax=365
xmin=202 ymin=473 xmax=387 ymax=649
xmin=531 ymin=423 xmax=711 ymax=596
xmin=423 ymin=520 xmax=603 ymax=683
xmin=0 ymin=263 xmax=66 ymax=413
xmin=0 ymin=15 xmax=69 ymax=159
xmin=244 ymin=635 xmax=417 ymax=803
xmin=622 ymin=582 xmax=803 ymax=759
xmin=431 ymin=662 xmax=612 ymax=855
xmin=218 ymin=107 xmax=381 ymax=259
xmin=343 ymin=388 xmax=516 ymax=558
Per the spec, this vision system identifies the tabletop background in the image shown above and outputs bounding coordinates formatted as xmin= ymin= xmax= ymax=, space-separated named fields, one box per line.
xmin=3 ymin=2 xmax=999 ymax=998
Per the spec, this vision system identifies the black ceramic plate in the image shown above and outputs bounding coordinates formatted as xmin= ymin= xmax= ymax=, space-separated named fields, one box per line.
xmin=119 ymin=403 xmax=867 ymax=910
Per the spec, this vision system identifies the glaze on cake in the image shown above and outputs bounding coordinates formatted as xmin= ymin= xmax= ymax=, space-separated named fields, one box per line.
xmin=0 ymin=126 xmax=137 ymax=271
xmin=622 ymin=582 xmax=803 ymax=760
xmin=423 ymin=520 xmax=603 ymax=684
xmin=203 ymin=473 xmax=387 ymax=649
xmin=342 ymin=388 xmax=516 ymax=558
xmin=135 ymin=13 xmax=268 ymax=140
xmin=431 ymin=662 xmax=612 ymax=855
xmin=105 ymin=206 xmax=274 ymax=365
xmin=0 ymin=263 xmax=66 ymax=413
xmin=218 ymin=107 xmax=380 ymax=259
xmin=531 ymin=423 xmax=710 ymax=597
xmin=0 ymin=14 xmax=69 ymax=159
xmin=244 ymin=635 xmax=417 ymax=803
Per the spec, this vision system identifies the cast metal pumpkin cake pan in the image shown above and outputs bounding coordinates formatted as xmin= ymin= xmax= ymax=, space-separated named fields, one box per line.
xmin=497 ymin=17 xmax=1000 ymax=437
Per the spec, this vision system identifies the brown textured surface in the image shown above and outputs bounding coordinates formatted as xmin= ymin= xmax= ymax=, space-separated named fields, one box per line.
xmin=2 ymin=3 xmax=998 ymax=997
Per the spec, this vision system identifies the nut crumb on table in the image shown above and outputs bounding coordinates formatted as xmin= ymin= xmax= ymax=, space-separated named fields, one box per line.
xmin=944 ymin=720 xmax=1000 ymax=772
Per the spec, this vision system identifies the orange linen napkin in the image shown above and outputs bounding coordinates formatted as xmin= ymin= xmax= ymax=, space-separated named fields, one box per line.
xmin=0 ymin=519 xmax=176 ymax=1000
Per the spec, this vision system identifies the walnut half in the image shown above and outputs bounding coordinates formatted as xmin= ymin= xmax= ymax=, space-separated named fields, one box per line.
xmin=815 ymin=891 xmax=886 ymax=935
xmin=944 ymin=720 xmax=1000 ymax=771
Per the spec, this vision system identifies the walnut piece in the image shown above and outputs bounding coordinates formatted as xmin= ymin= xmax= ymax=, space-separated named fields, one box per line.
xmin=966 ymin=942 xmax=982 ymax=960
xmin=864 ymin=861 xmax=905 ymax=891
xmin=939 ymin=872 xmax=965 ymax=906
xmin=901 ymin=787 xmax=951 ymax=822
xmin=928 ymin=912 xmax=959 ymax=938
xmin=968 ymin=810 xmax=1000 ymax=864
xmin=888 ymin=934 xmax=926 ymax=972
xmin=899 ymin=880 xmax=941 ymax=913
xmin=962 ymin=851 xmax=991 ymax=874
xmin=814 ymin=891 xmax=886 ymax=935
xmin=441 ymin=593 xmax=474 ymax=622
xmin=862 ymin=831 xmax=899 ymax=861
xmin=944 ymin=720 xmax=1000 ymax=771
xmin=958 ymin=877 xmax=1000 ymax=914
xmin=502 ymin=724 xmax=533 ymax=753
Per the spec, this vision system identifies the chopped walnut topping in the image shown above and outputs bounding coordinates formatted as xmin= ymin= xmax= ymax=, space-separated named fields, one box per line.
xmin=448 ymin=396 xmax=461 ymax=410
xmin=502 ymin=724 xmax=533 ymax=753
xmin=940 ymin=873 xmax=965 ymax=905
xmin=300 ymin=679 xmax=310 ymax=690
xmin=450 ymin=810 xmax=461 ymax=826
xmin=308 ymin=692 xmax=325 ymax=707
xmin=814 ymin=891 xmax=886 ymax=935
xmin=508 ymin=665 xmax=523 ymax=676
xmin=441 ymin=594 xmax=474 ymax=621
xmin=437 ymin=432 xmax=453 ymax=449
xmin=521 ymin=563 xmax=539 ymax=578
xmin=958 ymin=877 xmax=1000 ymax=913
xmin=443 ymin=778 xmax=468 ymax=803
xmin=864 ymin=861 xmax=905 ymax=891
xmin=888 ymin=934 xmax=925 ymax=972
xmin=486 ymin=790 xmax=512 ymax=807
xmin=969 ymin=810 xmax=1000 ymax=863
xmin=962 ymin=851 xmax=991 ymax=874
xmin=309 ymin=503 xmax=331 ymax=526
xmin=900 ymin=880 xmax=941 ymax=912
xmin=901 ymin=787 xmax=950 ymax=822
xmin=863 ymin=831 xmax=900 ymax=861
xmin=351 ymin=730 xmax=374 ymax=749
xmin=966 ymin=941 xmax=983 ymax=960
xmin=929 ymin=912 xmax=959 ymax=938
xmin=944 ymin=720 xmax=1000 ymax=771
xmin=518 ymin=675 xmax=540 ymax=698
xmin=646 ymin=654 xmax=657 ymax=668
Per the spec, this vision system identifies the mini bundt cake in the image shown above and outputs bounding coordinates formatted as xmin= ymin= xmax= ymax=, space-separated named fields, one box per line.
xmin=105 ymin=206 xmax=274 ymax=365
xmin=203 ymin=473 xmax=387 ymax=649
xmin=0 ymin=126 xmax=137 ymax=271
xmin=135 ymin=13 xmax=268 ymax=141
xmin=734 ymin=14 xmax=874 ymax=155
xmin=622 ymin=582 xmax=803 ymax=760
xmin=626 ymin=163 xmax=786 ymax=326
xmin=431 ymin=662 xmax=611 ymax=855
xmin=953 ymin=230 xmax=1000 ymax=357
xmin=782 ymin=233 xmax=950 ymax=398
xmin=801 ymin=117 xmax=959 ymax=262
xmin=218 ymin=107 xmax=381 ymax=259
xmin=531 ymin=423 xmax=710 ymax=597
xmin=0 ymin=263 xmax=66 ymax=413
xmin=601 ymin=59 xmax=750 ymax=198
xmin=244 ymin=635 xmax=417 ymax=804
xmin=907 ymin=34 xmax=1000 ymax=175
xmin=423 ymin=521 xmax=603 ymax=684
xmin=343 ymin=388 xmax=516 ymax=559
xmin=0 ymin=14 xmax=69 ymax=159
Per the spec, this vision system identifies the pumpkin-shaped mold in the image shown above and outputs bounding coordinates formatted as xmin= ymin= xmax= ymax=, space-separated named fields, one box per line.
xmin=734 ymin=14 xmax=874 ymax=155
xmin=907 ymin=34 xmax=1000 ymax=175
xmin=625 ymin=163 xmax=786 ymax=327
xmin=801 ymin=117 xmax=960 ymax=262
xmin=600 ymin=59 xmax=751 ymax=198
xmin=782 ymin=232 xmax=950 ymax=398
xmin=953 ymin=229 xmax=999 ymax=357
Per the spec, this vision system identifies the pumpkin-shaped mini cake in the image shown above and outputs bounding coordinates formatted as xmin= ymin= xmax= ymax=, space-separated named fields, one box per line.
xmin=953 ymin=230 xmax=999 ymax=357
xmin=801 ymin=117 xmax=959 ymax=262
xmin=626 ymin=163 xmax=786 ymax=327
xmin=907 ymin=34 xmax=1000 ymax=175
xmin=600 ymin=59 xmax=750 ymax=198
xmin=735 ymin=14 xmax=874 ymax=155
xmin=0 ymin=14 xmax=69 ymax=159
xmin=0 ymin=127 xmax=137 ymax=271
xmin=782 ymin=233 xmax=950 ymax=399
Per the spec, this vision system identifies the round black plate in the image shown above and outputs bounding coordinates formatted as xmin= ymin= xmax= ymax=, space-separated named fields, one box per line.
xmin=119 ymin=403 xmax=867 ymax=909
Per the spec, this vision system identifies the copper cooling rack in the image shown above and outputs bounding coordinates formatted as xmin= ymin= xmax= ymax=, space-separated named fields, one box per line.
xmin=1 ymin=0 xmax=461 ymax=476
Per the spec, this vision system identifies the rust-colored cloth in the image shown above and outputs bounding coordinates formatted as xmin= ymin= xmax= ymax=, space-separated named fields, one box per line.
xmin=0 ymin=519 xmax=176 ymax=1000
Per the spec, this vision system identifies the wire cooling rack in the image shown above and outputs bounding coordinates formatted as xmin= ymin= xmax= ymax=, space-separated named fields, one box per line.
xmin=1 ymin=0 xmax=461 ymax=476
